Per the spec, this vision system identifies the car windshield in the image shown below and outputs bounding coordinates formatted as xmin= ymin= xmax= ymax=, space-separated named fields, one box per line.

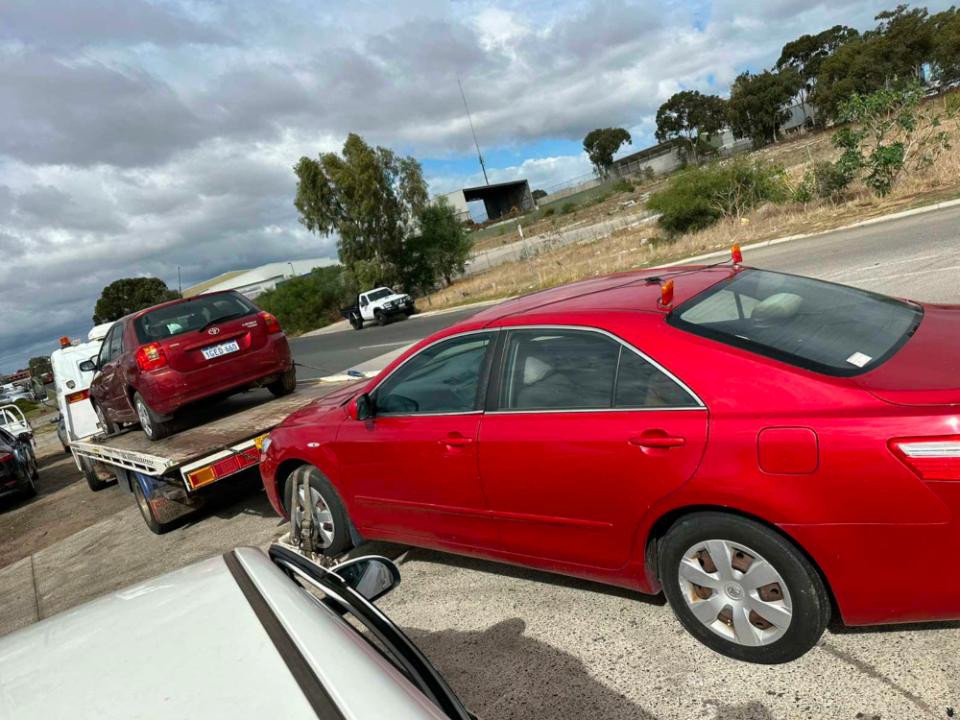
xmin=669 ymin=269 xmax=922 ymax=376
xmin=134 ymin=293 xmax=257 ymax=343
xmin=367 ymin=288 xmax=394 ymax=301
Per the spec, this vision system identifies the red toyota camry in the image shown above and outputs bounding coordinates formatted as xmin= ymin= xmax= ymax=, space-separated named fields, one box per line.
xmin=261 ymin=256 xmax=960 ymax=663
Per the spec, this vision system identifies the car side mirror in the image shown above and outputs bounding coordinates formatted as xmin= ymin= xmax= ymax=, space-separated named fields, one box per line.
xmin=79 ymin=359 xmax=97 ymax=372
xmin=355 ymin=393 xmax=374 ymax=421
xmin=332 ymin=556 xmax=401 ymax=603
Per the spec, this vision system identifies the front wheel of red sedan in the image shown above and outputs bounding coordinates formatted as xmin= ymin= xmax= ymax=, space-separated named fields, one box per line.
xmin=659 ymin=512 xmax=830 ymax=664
xmin=284 ymin=465 xmax=353 ymax=557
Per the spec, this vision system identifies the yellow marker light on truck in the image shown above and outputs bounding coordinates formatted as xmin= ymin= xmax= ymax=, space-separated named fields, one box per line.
xmin=186 ymin=466 xmax=217 ymax=489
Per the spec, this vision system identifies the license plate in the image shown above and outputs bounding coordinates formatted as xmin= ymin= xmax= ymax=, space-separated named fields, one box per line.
xmin=201 ymin=340 xmax=240 ymax=360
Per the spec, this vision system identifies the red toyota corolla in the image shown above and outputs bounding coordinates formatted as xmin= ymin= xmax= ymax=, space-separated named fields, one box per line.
xmin=261 ymin=258 xmax=960 ymax=663
xmin=84 ymin=291 xmax=294 ymax=440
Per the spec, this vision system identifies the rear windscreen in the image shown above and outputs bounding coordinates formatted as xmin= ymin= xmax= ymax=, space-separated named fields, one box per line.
xmin=134 ymin=293 xmax=257 ymax=343
xmin=668 ymin=269 xmax=922 ymax=376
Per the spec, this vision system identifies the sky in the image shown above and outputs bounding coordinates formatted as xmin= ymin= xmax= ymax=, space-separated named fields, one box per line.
xmin=0 ymin=0 xmax=951 ymax=372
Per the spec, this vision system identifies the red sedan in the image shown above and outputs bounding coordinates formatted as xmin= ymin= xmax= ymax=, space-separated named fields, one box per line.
xmin=84 ymin=291 xmax=294 ymax=440
xmin=261 ymin=256 xmax=960 ymax=663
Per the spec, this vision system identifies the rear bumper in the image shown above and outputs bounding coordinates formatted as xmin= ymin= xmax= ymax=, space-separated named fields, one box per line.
xmin=138 ymin=336 xmax=292 ymax=417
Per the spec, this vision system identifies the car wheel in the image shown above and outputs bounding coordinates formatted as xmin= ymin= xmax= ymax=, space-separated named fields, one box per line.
xmin=268 ymin=366 xmax=297 ymax=397
xmin=94 ymin=402 xmax=116 ymax=435
xmin=374 ymin=309 xmax=385 ymax=326
xmin=22 ymin=460 xmax=38 ymax=498
xmin=659 ymin=512 xmax=829 ymax=664
xmin=79 ymin=455 xmax=113 ymax=492
xmin=132 ymin=475 xmax=177 ymax=534
xmin=134 ymin=392 xmax=173 ymax=441
xmin=284 ymin=464 xmax=353 ymax=557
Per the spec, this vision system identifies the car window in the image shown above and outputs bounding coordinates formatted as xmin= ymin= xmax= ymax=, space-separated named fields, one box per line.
xmin=98 ymin=327 xmax=117 ymax=365
xmin=109 ymin=324 xmax=124 ymax=358
xmin=670 ymin=269 xmax=923 ymax=376
xmin=500 ymin=330 xmax=620 ymax=410
xmin=367 ymin=288 xmax=394 ymax=301
xmin=615 ymin=348 xmax=699 ymax=408
xmin=374 ymin=334 xmax=491 ymax=415
xmin=134 ymin=293 xmax=257 ymax=343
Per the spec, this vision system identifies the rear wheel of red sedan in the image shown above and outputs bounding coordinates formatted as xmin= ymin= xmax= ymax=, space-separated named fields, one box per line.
xmin=133 ymin=392 xmax=174 ymax=441
xmin=659 ymin=512 xmax=829 ymax=664
xmin=284 ymin=465 xmax=353 ymax=557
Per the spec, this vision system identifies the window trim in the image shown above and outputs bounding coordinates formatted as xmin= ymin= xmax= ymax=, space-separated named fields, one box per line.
xmin=368 ymin=329 xmax=498 ymax=418
xmin=666 ymin=269 xmax=924 ymax=378
xmin=486 ymin=325 xmax=705 ymax=415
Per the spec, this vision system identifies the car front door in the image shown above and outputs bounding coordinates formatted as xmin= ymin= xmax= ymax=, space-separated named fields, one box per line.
xmin=478 ymin=328 xmax=708 ymax=569
xmin=334 ymin=332 xmax=496 ymax=549
xmin=96 ymin=325 xmax=129 ymax=420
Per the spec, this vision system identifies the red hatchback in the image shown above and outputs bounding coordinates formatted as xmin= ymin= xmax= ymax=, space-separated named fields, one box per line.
xmin=84 ymin=291 xmax=294 ymax=440
xmin=261 ymin=260 xmax=960 ymax=663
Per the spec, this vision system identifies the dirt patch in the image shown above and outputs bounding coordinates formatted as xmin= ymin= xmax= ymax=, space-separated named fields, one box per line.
xmin=0 ymin=446 xmax=130 ymax=569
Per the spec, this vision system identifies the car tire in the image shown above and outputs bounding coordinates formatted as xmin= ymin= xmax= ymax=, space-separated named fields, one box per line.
xmin=283 ymin=464 xmax=353 ymax=557
xmin=374 ymin=309 xmax=385 ymax=326
xmin=93 ymin=402 xmax=116 ymax=436
xmin=268 ymin=366 xmax=297 ymax=397
xmin=22 ymin=459 xmax=38 ymax=498
xmin=659 ymin=512 xmax=830 ymax=664
xmin=133 ymin=392 xmax=173 ymax=441
xmin=132 ymin=475 xmax=176 ymax=534
xmin=79 ymin=456 xmax=112 ymax=492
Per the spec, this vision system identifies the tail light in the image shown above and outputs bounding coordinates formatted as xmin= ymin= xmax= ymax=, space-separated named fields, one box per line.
xmin=66 ymin=389 xmax=90 ymax=404
xmin=136 ymin=343 xmax=168 ymax=372
xmin=0 ymin=452 xmax=13 ymax=463
xmin=260 ymin=312 xmax=282 ymax=334
xmin=890 ymin=436 xmax=960 ymax=481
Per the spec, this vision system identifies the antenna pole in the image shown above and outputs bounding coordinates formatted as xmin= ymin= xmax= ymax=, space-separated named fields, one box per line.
xmin=458 ymin=76 xmax=489 ymax=185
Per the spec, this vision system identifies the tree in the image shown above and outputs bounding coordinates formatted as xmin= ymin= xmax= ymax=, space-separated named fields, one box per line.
xmin=256 ymin=266 xmax=346 ymax=335
xmin=727 ymin=70 xmax=801 ymax=147
xmin=532 ymin=189 xmax=548 ymax=201
xmin=582 ymin=128 xmax=632 ymax=178
xmin=873 ymin=4 xmax=933 ymax=83
xmin=402 ymin=200 xmax=473 ymax=294
xmin=654 ymin=91 xmax=727 ymax=164
xmin=28 ymin=356 xmax=52 ymax=378
xmin=293 ymin=133 xmax=428 ymax=291
xmin=776 ymin=25 xmax=859 ymax=118
xmin=931 ymin=8 xmax=960 ymax=85
xmin=93 ymin=278 xmax=179 ymax=324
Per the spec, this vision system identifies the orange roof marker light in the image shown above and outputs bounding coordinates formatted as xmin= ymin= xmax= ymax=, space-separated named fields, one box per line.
xmin=659 ymin=279 xmax=675 ymax=309
xmin=59 ymin=336 xmax=71 ymax=348
xmin=731 ymin=243 xmax=743 ymax=265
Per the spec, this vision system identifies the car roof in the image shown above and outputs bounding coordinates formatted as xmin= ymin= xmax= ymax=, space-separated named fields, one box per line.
xmin=128 ymin=289 xmax=243 ymax=321
xmin=0 ymin=548 xmax=447 ymax=719
xmin=468 ymin=264 xmax=736 ymax=326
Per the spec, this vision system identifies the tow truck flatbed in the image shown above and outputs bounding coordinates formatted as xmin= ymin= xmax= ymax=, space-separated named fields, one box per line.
xmin=70 ymin=381 xmax=346 ymax=533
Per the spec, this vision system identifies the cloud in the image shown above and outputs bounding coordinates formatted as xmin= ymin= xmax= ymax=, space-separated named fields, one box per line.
xmin=1 ymin=0 xmax=955 ymax=371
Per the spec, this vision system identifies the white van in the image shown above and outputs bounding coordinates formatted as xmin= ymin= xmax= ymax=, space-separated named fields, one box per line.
xmin=51 ymin=323 xmax=113 ymax=489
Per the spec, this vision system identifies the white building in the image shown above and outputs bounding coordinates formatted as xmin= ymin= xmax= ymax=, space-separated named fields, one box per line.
xmin=184 ymin=258 xmax=339 ymax=299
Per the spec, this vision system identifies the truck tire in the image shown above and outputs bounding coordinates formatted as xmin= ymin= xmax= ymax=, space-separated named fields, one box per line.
xmin=374 ymin=309 xmax=385 ymax=326
xmin=80 ymin=455 xmax=112 ymax=492
xmin=132 ymin=476 xmax=176 ymax=534
xmin=134 ymin=392 xmax=173 ymax=441
xmin=268 ymin=366 xmax=297 ymax=397
xmin=284 ymin=465 xmax=354 ymax=557
xmin=350 ymin=312 xmax=363 ymax=330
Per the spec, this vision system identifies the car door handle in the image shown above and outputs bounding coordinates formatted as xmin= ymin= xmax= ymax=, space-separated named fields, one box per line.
xmin=629 ymin=435 xmax=686 ymax=449
xmin=440 ymin=433 xmax=474 ymax=448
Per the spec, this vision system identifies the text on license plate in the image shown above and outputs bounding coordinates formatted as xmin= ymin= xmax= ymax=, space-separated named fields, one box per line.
xmin=201 ymin=340 xmax=240 ymax=360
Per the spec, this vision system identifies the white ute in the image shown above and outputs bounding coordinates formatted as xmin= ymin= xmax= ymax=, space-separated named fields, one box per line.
xmin=342 ymin=287 xmax=415 ymax=330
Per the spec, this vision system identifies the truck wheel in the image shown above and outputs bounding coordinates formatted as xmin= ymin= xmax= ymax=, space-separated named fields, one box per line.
xmin=94 ymin=402 xmax=116 ymax=435
xmin=374 ymin=309 xmax=385 ymax=326
xmin=351 ymin=313 xmax=363 ymax=330
xmin=79 ymin=455 xmax=113 ymax=492
xmin=134 ymin=392 xmax=173 ymax=441
xmin=659 ymin=512 xmax=830 ymax=664
xmin=268 ymin=366 xmax=297 ymax=397
xmin=284 ymin=465 xmax=353 ymax=557
xmin=132 ymin=476 xmax=175 ymax=534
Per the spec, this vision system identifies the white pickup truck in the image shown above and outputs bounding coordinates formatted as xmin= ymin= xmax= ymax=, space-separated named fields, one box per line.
xmin=341 ymin=287 xmax=415 ymax=330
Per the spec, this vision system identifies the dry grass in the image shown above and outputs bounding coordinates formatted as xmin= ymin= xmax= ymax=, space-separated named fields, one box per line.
xmin=426 ymin=96 xmax=960 ymax=311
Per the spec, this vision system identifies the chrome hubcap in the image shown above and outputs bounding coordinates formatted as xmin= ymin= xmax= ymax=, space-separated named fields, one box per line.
xmin=678 ymin=539 xmax=792 ymax=647
xmin=293 ymin=486 xmax=335 ymax=549
xmin=136 ymin=401 xmax=151 ymax=435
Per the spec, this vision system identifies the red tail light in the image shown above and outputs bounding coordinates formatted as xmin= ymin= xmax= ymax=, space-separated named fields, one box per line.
xmin=0 ymin=452 xmax=13 ymax=463
xmin=66 ymin=389 xmax=90 ymax=404
xmin=260 ymin=311 xmax=282 ymax=334
xmin=890 ymin=436 xmax=960 ymax=481
xmin=731 ymin=243 xmax=743 ymax=264
xmin=136 ymin=343 xmax=168 ymax=372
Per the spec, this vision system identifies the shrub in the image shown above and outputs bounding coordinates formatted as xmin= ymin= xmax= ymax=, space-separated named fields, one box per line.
xmin=647 ymin=157 xmax=788 ymax=234
xmin=611 ymin=178 xmax=634 ymax=193
xmin=256 ymin=265 xmax=347 ymax=335
xmin=561 ymin=202 xmax=577 ymax=215
xmin=541 ymin=207 xmax=556 ymax=217
xmin=642 ymin=166 xmax=656 ymax=182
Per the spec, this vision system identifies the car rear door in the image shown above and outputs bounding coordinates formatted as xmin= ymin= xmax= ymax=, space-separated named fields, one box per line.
xmin=478 ymin=328 xmax=708 ymax=569
xmin=334 ymin=332 xmax=496 ymax=549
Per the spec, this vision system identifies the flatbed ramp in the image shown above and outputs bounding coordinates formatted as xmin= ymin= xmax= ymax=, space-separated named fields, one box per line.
xmin=72 ymin=382 xmax=343 ymax=477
